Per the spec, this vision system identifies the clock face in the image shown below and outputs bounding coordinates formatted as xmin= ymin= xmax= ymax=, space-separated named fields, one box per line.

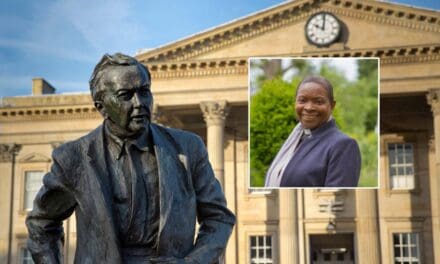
xmin=305 ymin=12 xmax=341 ymax=46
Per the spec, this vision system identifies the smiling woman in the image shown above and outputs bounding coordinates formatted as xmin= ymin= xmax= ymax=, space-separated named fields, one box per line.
xmin=295 ymin=77 xmax=335 ymax=129
xmin=264 ymin=76 xmax=361 ymax=188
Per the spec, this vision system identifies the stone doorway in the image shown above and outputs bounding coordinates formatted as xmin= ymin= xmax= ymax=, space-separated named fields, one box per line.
xmin=310 ymin=234 xmax=355 ymax=264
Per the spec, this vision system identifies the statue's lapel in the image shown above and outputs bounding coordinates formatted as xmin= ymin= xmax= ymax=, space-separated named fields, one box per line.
xmin=85 ymin=125 xmax=121 ymax=259
xmin=86 ymin=126 xmax=116 ymax=227
xmin=150 ymin=124 xmax=188 ymax=246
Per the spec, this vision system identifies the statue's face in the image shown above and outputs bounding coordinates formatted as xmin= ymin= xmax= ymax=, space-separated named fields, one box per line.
xmin=97 ymin=65 xmax=152 ymax=137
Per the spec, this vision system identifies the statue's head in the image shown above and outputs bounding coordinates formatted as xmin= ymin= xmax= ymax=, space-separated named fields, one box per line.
xmin=89 ymin=53 xmax=152 ymax=138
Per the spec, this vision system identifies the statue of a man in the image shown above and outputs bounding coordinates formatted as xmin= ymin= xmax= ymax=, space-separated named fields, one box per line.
xmin=26 ymin=53 xmax=236 ymax=264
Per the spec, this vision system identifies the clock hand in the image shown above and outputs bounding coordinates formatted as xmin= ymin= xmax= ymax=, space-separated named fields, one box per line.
xmin=322 ymin=14 xmax=326 ymax=30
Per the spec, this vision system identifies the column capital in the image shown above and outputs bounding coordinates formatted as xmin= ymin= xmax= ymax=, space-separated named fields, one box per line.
xmin=427 ymin=89 xmax=440 ymax=115
xmin=50 ymin=141 xmax=63 ymax=149
xmin=0 ymin=144 xmax=22 ymax=162
xmin=200 ymin=101 xmax=230 ymax=126
xmin=152 ymin=104 xmax=167 ymax=124
xmin=152 ymin=104 xmax=184 ymax=128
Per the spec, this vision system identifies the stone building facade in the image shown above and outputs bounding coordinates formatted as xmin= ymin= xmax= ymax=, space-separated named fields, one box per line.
xmin=0 ymin=0 xmax=439 ymax=263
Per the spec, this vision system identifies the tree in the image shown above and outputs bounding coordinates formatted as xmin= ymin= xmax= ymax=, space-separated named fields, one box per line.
xmin=250 ymin=77 xmax=298 ymax=186
xmin=250 ymin=59 xmax=316 ymax=93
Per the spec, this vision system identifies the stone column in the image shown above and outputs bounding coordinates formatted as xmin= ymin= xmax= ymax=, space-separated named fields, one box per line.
xmin=355 ymin=190 xmax=380 ymax=264
xmin=0 ymin=144 xmax=22 ymax=264
xmin=200 ymin=101 xmax=229 ymax=187
xmin=278 ymin=189 xmax=298 ymax=264
xmin=427 ymin=89 xmax=440 ymax=264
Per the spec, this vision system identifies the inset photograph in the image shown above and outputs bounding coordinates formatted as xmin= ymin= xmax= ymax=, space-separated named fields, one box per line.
xmin=249 ymin=57 xmax=379 ymax=188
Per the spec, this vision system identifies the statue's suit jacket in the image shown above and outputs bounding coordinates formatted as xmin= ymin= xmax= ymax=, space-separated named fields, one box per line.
xmin=26 ymin=123 xmax=235 ymax=264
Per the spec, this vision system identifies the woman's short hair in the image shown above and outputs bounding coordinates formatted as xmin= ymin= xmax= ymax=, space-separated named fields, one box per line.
xmin=296 ymin=76 xmax=334 ymax=103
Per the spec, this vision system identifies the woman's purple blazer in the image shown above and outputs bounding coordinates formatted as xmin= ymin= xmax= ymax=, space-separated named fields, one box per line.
xmin=280 ymin=120 xmax=361 ymax=187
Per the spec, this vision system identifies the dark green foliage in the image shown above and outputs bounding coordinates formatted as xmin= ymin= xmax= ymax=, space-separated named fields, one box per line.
xmin=250 ymin=59 xmax=378 ymax=187
xmin=250 ymin=78 xmax=297 ymax=186
xmin=358 ymin=60 xmax=378 ymax=80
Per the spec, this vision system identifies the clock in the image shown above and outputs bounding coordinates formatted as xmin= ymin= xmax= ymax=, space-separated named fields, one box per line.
xmin=305 ymin=12 xmax=341 ymax=46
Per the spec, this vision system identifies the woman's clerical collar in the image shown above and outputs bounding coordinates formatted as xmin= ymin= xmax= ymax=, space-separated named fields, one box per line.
xmin=302 ymin=115 xmax=333 ymax=136
xmin=303 ymin=128 xmax=311 ymax=136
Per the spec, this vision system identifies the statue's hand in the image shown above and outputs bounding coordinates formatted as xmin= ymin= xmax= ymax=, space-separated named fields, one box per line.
xmin=150 ymin=256 xmax=194 ymax=264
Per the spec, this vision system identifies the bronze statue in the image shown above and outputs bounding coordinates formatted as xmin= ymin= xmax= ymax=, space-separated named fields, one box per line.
xmin=26 ymin=53 xmax=235 ymax=264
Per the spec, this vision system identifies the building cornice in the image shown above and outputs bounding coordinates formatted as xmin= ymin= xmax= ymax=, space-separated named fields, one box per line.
xmin=0 ymin=105 xmax=99 ymax=122
xmin=298 ymin=43 xmax=440 ymax=64
xmin=0 ymin=93 xmax=91 ymax=108
xmin=149 ymin=58 xmax=247 ymax=80
xmin=325 ymin=1 xmax=439 ymax=33
xmin=0 ymin=93 xmax=100 ymax=121
xmin=147 ymin=43 xmax=439 ymax=80
xmin=136 ymin=0 xmax=439 ymax=63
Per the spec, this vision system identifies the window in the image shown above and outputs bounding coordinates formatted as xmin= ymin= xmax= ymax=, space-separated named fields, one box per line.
xmin=250 ymin=235 xmax=273 ymax=264
xmin=388 ymin=143 xmax=415 ymax=189
xmin=20 ymin=247 xmax=34 ymax=264
xmin=393 ymin=233 xmax=420 ymax=264
xmin=24 ymin=171 xmax=45 ymax=210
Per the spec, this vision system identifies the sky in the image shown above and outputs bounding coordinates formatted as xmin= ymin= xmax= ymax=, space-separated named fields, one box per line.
xmin=0 ymin=0 xmax=438 ymax=98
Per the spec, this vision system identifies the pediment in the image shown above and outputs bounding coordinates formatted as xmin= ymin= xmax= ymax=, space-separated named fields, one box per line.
xmin=19 ymin=152 xmax=51 ymax=163
xmin=136 ymin=0 xmax=439 ymax=63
